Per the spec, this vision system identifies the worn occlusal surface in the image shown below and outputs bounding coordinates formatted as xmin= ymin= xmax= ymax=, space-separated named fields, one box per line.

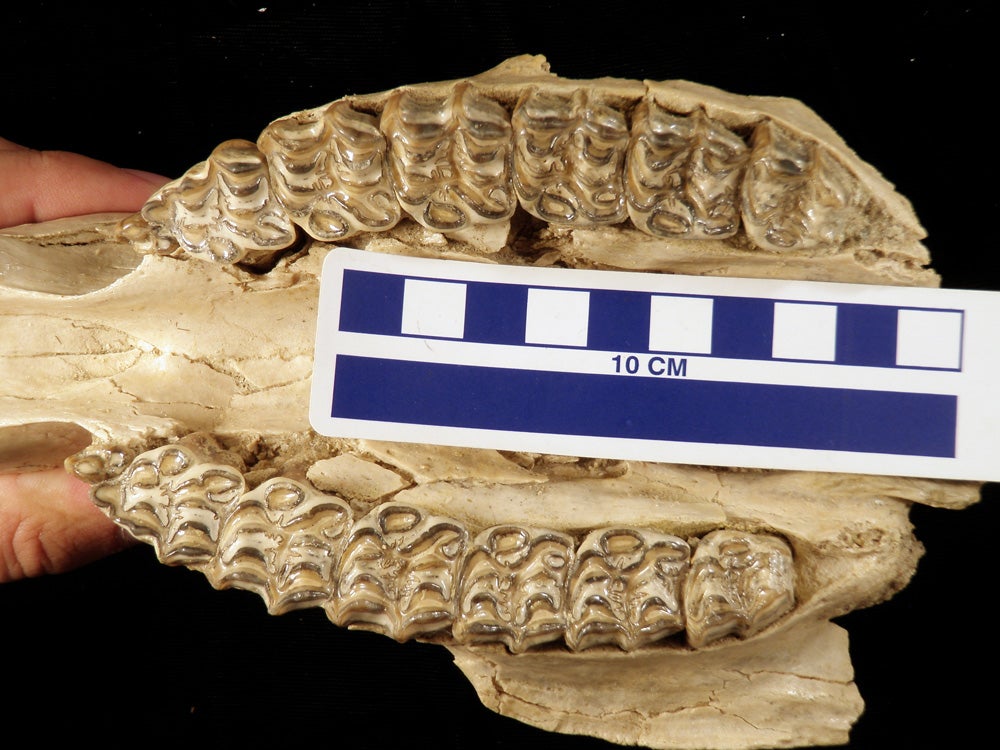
xmin=0 ymin=56 xmax=983 ymax=749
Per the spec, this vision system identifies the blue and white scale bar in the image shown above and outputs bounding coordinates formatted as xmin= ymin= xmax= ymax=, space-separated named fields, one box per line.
xmin=310 ymin=249 xmax=1000 ymax=481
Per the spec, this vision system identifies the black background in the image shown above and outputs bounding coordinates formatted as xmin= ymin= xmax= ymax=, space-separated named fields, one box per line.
xmin=1 ymin=1 xmax=996 ymax=747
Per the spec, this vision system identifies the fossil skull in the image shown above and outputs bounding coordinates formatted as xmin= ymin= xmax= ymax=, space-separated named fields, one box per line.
xmin=0 ymin=56 xmax=982 ymax=749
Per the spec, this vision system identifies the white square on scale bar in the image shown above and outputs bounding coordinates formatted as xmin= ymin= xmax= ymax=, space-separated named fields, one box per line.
xmin=525 ymin=288 xmax=590 ymax=346
xmin=896 ymin=309 xmax=963 ymax=369
xmin=401 ymin=279 xmax=467 ymax=339
xmin=772 ymin=302 xmax=838 ymax=361
xmin=648 ymin=295 xmax=714 ymax=354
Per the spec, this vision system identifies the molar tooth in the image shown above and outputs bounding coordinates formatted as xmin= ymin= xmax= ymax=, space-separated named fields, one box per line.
xmin=683 ymin=530 xmax=795 ymax=648
xmin=140 ymin=139 xmax=297 ymax=264
xmin=213 ymin=477 xmax=352 ymax=613
xmin=455 ymin=525 xmax=574 ymax=653
xmin=212 ymin=493 xmax=277 ymax=598
xmin=333 ymin=503 xmax=467 ymax=641
xmin=258 ymin=101 xmax=401 ymax=241
xmin=566 ymin=528 xmax=689 ymax=651
xmin=512 ymin=89 xmax=628 ymax=226
xmin=741 ymin=120 xmax=857 ymax=251
xmin=158 ymin=465 xmax=245 ymax=565
xmin=380 ymin=84 xmax=515 ymax=234
xmin=626 ymin=104 xmax=749 ymax=239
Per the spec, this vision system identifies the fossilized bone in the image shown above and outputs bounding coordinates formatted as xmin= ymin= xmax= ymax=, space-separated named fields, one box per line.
xmin=0 ymin=55 xmax=983 ymax=749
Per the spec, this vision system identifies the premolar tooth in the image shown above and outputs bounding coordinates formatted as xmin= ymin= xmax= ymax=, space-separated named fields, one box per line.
xmin=213 ymin=477 xmax=352 ymax=613
xmin=213 ymin=493 xmax=277 ymax=598
xmin=683 ymin=530 xmax=795 ymax=648
xmin=455 ymin=525 xmax=574 ymax=653
xmin=266 ymin=480 xmax=352 ymax=614
xmin=159 ymin=465 xmax=245 ymax=565
xmin=512 ymin=89 xmax=628 ymax=226
xmin=94 ymin=446 xmax=196 ymax=541
xmin=380 ymin=84 xmax=515 ymax=233
xmin=626 ymin=104 xmax=749 ymax=238
xmin=259 ymin=101 xmax=401 ymax=241
xmin=333 ymin=503 xmax=468 ymax=641
xmin=566 ymin=529 xmax=689 ymax=651
xmin=140 ymin=140 xmax=297 ymax=264
xmin=741 ymin=120 xmax=857 ymax=251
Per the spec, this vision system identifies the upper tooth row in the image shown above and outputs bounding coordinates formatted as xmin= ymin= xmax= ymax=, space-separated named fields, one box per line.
xmin=128 ymin=83 xmax=861 ymax=264
xmin=79 ymin=444 xmax=796 ymax=652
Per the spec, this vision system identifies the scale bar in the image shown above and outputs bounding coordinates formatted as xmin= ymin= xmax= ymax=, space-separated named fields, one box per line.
xmin=331 ymin=355 xmax=956 ymax=458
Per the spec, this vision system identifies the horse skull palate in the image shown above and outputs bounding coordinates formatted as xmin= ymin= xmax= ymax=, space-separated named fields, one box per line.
xmin=0 ymin=56 xmax=982 ymax=749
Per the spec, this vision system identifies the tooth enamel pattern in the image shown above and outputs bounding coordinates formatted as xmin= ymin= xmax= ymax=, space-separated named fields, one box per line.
xmin=259 ymin=101 xmax=402 ymax=241
xmin=626 ymin=104 xmax=749 ymax=238
xmin=742 ymin=120 xmax=857 ymax=250
xmin=139 ymin=139 xmax=298 ymax=264
xmin=566 ymin=528 xmax=690 ymax=651
xmin=214 ymin=477 xmax=352 ymax=613
xmin=333 ymin=503 xmax=468 ymax=641
xmin=72 ymin=443 xmax=795 ymax=651
xmin=3 ymin=54 xmax=981 ymax=750
xmin=512 ymin=88 xmax=629 ymax=225
xmin=381 ymin=85 xmax=516 ymax=232
xmin=123 ymin=57 xmax=923 ymax=267
xmin=455 ymin=525 xmax=574 ymax=653
xmin=683 ymin=529 xmax=796 ymax=648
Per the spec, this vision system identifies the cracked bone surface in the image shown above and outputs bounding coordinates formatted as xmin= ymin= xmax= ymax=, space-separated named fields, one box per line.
xmin=0 ymin=55 xmax=983 ymax=749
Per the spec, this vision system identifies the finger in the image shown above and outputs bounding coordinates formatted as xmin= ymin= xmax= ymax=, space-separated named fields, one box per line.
xmin=0 ymin=140 xmax=169 ymax=228
xmin=0 ymin=137 xmax=29 ymax=152
xmin=0 ymin=469 xmax=135 ymax=581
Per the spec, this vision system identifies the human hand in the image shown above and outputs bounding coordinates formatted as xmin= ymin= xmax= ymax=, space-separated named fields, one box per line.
xmin=0 ymin=137 xmax=169 ymax=581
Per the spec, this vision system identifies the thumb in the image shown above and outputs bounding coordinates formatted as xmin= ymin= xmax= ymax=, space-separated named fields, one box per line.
xmin=0 ymin=469 xmax=135 ymax=582
xmin=0 ymin=137 xmax=169 ymax=228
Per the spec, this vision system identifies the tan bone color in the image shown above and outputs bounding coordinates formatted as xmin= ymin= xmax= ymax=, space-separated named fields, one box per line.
xmin=0 ymin=56 xmax=983 ymax=749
